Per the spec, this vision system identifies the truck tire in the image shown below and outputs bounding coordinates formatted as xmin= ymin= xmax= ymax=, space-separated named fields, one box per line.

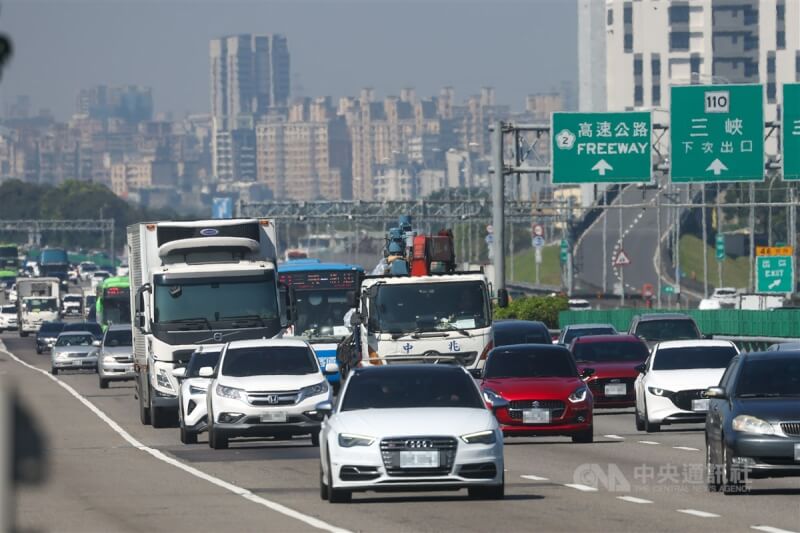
xmin=20 ymin=330 xmax=28 ymax=338
xmin=138 ymin=378 xmax=151 ymax=425
xmin=149 ymin=385 xmax=170 ymax=429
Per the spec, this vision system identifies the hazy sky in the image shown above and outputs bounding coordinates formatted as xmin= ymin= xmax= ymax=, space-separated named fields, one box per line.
xmin=0 ymin=0 xmax=576 ymax=119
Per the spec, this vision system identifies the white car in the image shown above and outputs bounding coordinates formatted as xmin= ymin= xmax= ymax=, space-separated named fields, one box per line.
xmin=0 ymin=304 xmax=18 ymax=332
xmin=318 ymin=364 xmax=505 ymax=503
xmin=61 ymin=294 xmax=83 ymax=316
xmin=173 ymin=346 xmax=223 ymax=444
xmin=205 ymin=338 xmax=334 ymax=450
xmin=8 ymin=284 xmax=17 ymax=304
xmin=634 ymin=340 xmax=739 ymax=432
xmin=90 ymin=270 xmax=111 ymax=291
xmin=710 ymin=287 xmax=739 ymax=307
xmin=78 ymin=261 xmax=98 ymax=282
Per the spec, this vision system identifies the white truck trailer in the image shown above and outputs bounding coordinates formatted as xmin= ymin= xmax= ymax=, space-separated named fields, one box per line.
xmin=16 ymin=277 xmax=60 ymax=337
xmin=128 ymin=219 xmax=292 ymax=427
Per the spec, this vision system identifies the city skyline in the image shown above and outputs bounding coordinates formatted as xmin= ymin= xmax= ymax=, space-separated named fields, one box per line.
xmin=0 ymin=0 xmax=577 ymax=119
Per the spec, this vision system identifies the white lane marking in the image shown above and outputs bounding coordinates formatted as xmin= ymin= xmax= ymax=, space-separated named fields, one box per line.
xmin=638 ymin=440 xmax=660 ymax=445
xmin=677 ymin=509 xmax=720 ymax=518
xmin=0 ymin=342 xmax=350 ymax=533
xmin=520 ymin=475 xmax=549 ymax=481
xmin=604 ymin=434 xmax=624 ymax=440
xmin=751 ymin=526 xmax=799 ymax=533
xmin=564 ymin=483 xmax=599 ymax=492
xmin=617 ymin=496 xmax=653 ymax=504
xmin=673 ymin=446 xmax=700 ymax=451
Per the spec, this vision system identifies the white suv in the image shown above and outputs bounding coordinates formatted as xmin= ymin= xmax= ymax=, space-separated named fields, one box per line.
xmin=205 ymin=338 xmax=336 ymax=450
xmin=173 ymin=346 xmax=223 ymax=445
xmin=0 ymin=304 xmax=18 ymax=332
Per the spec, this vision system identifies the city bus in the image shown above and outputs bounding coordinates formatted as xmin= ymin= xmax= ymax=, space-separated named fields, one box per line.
xmin=95 ymin=276 xmax=130 ymax=329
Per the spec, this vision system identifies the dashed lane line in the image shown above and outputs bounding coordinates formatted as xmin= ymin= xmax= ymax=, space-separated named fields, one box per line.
xmin=673 ymin=446 xmax=700 ymax=451
xmin=520 ymin=475 xmax=549 ymax=481
xmin=677 ymin=509 xmax=720 ymax=518
xmin=603 ymin=434 xmax=625 ymax=440
xmin=564 ymin=484 xmax=599 ymax=492
xmin=0 ymin=341 xmax=351 ymax=533
xmin=617 ymin=496 xmax=653 ymax=504
xmin=638 ymin=440 xmax=660 ymax=445
xmin=751 ymin=526 xmax=799 ymax=533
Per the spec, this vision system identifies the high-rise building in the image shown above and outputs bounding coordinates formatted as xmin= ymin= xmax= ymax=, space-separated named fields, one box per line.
xmin=76 ymin=85 xmax=153 ymax=123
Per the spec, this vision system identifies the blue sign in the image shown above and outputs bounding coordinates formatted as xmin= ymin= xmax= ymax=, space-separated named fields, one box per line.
xmin=212 ymin=197 xmax=233 ymax=219
xmin=532 ymin=236 xmax=545 ymax=248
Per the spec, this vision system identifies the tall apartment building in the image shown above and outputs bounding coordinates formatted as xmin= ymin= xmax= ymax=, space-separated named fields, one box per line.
xmin=76 ymin=85 xmax=154 ymax=123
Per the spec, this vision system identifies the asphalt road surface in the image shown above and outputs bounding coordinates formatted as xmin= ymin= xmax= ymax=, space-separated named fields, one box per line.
xmin=2 ymin=332 xmax=799 ymax=533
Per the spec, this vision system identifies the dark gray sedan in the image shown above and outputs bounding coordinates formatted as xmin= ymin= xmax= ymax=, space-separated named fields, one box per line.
xmin=50 ymin=331 xmax=100 ymax=375
xmin=705 ymin=350 xmax=800 ymax=493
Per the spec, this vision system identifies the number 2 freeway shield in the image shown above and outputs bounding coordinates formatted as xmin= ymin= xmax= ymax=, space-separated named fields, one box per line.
xmin=551 ymin=111 xmax=652 ymax=184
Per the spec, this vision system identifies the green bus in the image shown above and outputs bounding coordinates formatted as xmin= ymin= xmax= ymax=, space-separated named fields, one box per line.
xmin=0 ymin=244 xmax=19 ymax=270
xmin=96 ymin=276 xmax=130 ymax=329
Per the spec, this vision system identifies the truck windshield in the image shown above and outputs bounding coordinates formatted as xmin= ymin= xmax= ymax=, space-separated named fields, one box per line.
xmin=153 ymin=273 xmax=279 ymax=326
xmin=25 ymin=298 xmax=57 ymax=312
xmin=371 ymin=280 xmax=489 ymax=333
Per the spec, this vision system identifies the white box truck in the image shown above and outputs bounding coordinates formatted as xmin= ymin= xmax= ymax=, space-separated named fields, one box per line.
xmin=128 ymin=219 xmax=292 ymax=427
xmin=16 ymin=277 xmax=60 ymax=337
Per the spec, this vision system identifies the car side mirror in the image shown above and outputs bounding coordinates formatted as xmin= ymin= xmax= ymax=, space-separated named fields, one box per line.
xmin=172 ymin=367 xmax=187 ymax=379
xmin=198 ymin=366 xmax=214 ymax=378
xmin=92 ymin=340 xmax=101 ymax=347
xmin=580 ymin=367 xmax=595 ymax=379
xmin=315 ymin=400 xmax=334 ymax=417
xmin=349 ymin=311 xmax=363 ymax=327
xmin=490 ymin=397 xmax=509 ymax=410
xmin=705 ymin=386 xmax=726 ymax=399
xmin=634 ymin=363 xmax=647 ymax=374
xmin=468 ymin=368 xmax=483 ymax=379
xmin=324 ymin=362 xmax=339 ymax=374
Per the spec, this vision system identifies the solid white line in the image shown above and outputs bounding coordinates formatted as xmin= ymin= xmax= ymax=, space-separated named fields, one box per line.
xmin=673 ymin=446 xmax=700 ymax=451
xmin=564 ymin=483 xmax=599 ymax=492
xmin=520 ymin=474 xmax=549 ymax=481
xmin=751 ymin=526 xmax=799 ymax=533
xmin=677 ymin=509 xmax=720 ymax=518
xmin=604 ymin=434 xmax=624 ymax=440
xmin=0 ymin=342 xmax=350 ymax=533
xmin=638 ymin=440 xmax=660 ymax=445
xmin=617 ymin=496 xmax=653 ymax=504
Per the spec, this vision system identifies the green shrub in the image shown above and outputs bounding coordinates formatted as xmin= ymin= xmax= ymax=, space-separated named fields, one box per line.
xmin=493 ymin=295 xmax=569 ymax=328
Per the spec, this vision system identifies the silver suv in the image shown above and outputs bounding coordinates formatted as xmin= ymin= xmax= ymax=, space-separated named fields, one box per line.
xmin=98 ymin=324 xmax=134 ymax=389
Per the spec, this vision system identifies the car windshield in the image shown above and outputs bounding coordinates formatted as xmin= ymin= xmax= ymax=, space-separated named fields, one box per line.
xmin=572 ymin=341 xmax=649 ymax=363
xmin=494 ymin=325 xmax=550 ymax=346
xmin=371 ymin=280 xmax=490 ymax=333
xmin=56 ymin=334 xmax=94 ymax=347
xmin=484 ymin=348 xmax=578 ymax=378
xmin=64 ymin=295 xmax=81 ymax=302
xmin=81 ymin=264 xmax=97 ymax=272
xmin=563 ymin=327 xmax=616 ymax=344
xmin=221 ymin=346 xmax=318 ymax=377
xmin=186 ymin=352 xmax=221 ymax=378
xmin=652 ymin=346 xmax=737 ymax=370
xmin=735 ymin=357 xmax=800 ymax=397
xmin=39 ymin=323 xmax=64 ymax=334
xmin=1 ymin=305 xmax=15 ymax=314
xmin=714 ymin=289 xmax=736 ymax=296
xmin=340 ymin=369 xmax=484 ymax=411
xmin=635 ymin=319 xmax=700 ymax=342
xmin=104 ymin=329 xmax=132 ymax=347
xmin=24 ymin=298 xmax=58 ymax=312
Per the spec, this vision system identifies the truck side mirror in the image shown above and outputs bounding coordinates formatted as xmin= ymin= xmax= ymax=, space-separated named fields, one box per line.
xmin=346 ymin=291 xmax=357 ymax=309
xmin=135 ymin=284 xmax=151 ymax=333
xmin=497 ymin=288 xmax=509 ymax=308
xmin=349 ymin=311 xmax=363 ymax=327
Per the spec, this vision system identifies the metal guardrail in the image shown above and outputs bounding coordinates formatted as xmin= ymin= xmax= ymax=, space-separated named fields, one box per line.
xmin=711 ymin=335 xmax=800 ymax=353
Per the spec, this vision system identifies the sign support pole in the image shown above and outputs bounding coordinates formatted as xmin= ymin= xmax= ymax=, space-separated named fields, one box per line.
xmin=619 ymin=204 xmax=625 ymax=307
xmin=656 ymin=188 xmax=662 ymax=308
xmin=749 ymin=182 xmax=756 ymax=292
xmin=701 ymin=185 xmax=709 ymax=298
xmin=491 ymin=121 xmax=506 ymax=302
xmin=676 ymin=184 xmax=683 ymax=308
xmin=602 ymin=188 xmax=608 ymax=295
xmin=791 ymin=187 xmax=797 ymax=296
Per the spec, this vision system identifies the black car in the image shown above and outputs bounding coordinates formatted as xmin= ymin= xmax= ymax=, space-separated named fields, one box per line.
xmin=35 ymin=321 xmax=65 ymax=354
xmin=705 ymin=350 xmax=800 ymax=493
xmin=493 ymin=319 xmax=551 ymax=347
xmin=62 ymin=321 xmax=103 ymax=340
xmin=628 ymin=313 xmax=701 ymax=350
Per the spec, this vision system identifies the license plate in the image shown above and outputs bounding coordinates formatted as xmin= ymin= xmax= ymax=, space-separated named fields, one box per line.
xmin=260 ymin=411 xmax=287 ymax=423
xmin=794 ymin=444 xmax=800 ymax=462
xmin=399 ymin=450 xmax=439 ymax=468
xmin=523 ymin=408 xmax=551 ymax=424
xmin=691 ymin=399 xmax=710 ymax=412
xmin=604 ymin=383 xmax=627 ymax=396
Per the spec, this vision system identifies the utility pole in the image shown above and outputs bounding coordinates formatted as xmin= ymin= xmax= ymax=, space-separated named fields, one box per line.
xmin=491 ymin=121 xmax=506 ymax=305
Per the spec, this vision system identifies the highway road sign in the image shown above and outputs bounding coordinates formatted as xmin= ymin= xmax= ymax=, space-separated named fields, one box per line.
xmin=212 ymin=197 xmax=233 ymax=219
xmin=613 ymin=250 xmax=631 ymax=267
xmin=560 ymin=239 xmax=569 ymax=263
xmin=532 ymin=223 xmax=544 ymax=237
xmin=783 ymin=83 xmax=800 ymax=180
xmin=532 ymin=236 xmax=545 ymax=248
xmin=757 ymin=256 xmax=793 ymax=293
xmin=670 ymin=84 xmax=764 ymax=182
xmin=662 ymin=285 xmax=676 ymax=294
xmin=756 ymin=246 xmax=794 ymax=256
xmin=715 ymin=234 xmax=726 ymax=261
xmin=551 ymin=111 xmax=652 ymax=184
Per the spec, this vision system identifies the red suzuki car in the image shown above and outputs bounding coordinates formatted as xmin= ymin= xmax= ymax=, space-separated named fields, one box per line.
xmin=479 ymin=344 xmax=595 ymax=443
xmin=569 ymin=335 xmax=649 ymax=409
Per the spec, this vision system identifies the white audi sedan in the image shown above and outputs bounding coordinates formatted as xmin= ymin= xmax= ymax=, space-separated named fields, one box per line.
xmin=318 ymin=365 xmax=505 ymax=503
xmin=634 ymin=339 xmax=739 ymax=432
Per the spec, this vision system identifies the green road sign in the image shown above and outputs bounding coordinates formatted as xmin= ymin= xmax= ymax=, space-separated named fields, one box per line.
xmin=783 ymin=83 xmax=800 ymax=180
xmin=551 ymin=112 xmax=652 ymax=184
xmin=715 ymin=234 xmax=726 ymax=261
xmin=670 ymin=84 xmax=764 ymax=182
xmin=662 ymin=285 xmax=676 ymax=294
xmin=560 ymin=239 xmax=569 ymax=263
xmin=756 ymin=256 xmax=793 ymax=293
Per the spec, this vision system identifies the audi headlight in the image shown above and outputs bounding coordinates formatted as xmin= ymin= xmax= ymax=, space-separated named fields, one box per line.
xmin=189 ymin=385 xmax=208 ymax=395
xmin=647 ymin=387 xmax=673 ymax=397
xmin=482 ymin=388 xmax=505 ymax=405
xmin=215 ymin=384 xmax=244 ymax=401
xmin=732 ymin=415 xmax=775 ymax=435
xmin=338 ymin=433 xmax=375 ymax=447
xmin=156 ymin=369 xmax=174 ymax=390
xmin=461 ymin=430 xmax=497 ymax=445
xmin=568 ymin=385 xmax=589 ymax=403
xmin=299 ymin=380 xmax=329 ymax=399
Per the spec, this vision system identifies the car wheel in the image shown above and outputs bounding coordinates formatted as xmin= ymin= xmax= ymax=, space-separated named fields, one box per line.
xmin=634 ymin=407 xmax=645 ymax=431
xmin=319 ymin=463 xmax=329 ymax=500
xmin=310 ymin=431 xmax=320 ymax=447
xmin=36 ymin=346 xmax=42 ymax=355
xmin=209 ymin=424 xmax=228 ymax=449
xmin=468 ymin=475 xmax=505 ymax=500
xmin=571 ymin=425 xmax=594 ymax=443
xmin=99 ymin=378 xmax=109 ymax=389
xmin=706 ymin=438 xmax=722 ymax=492
xmin=139 ymin=386 xmax=151 ymax=426
xmin=20 ymin=330 xmax=28 ymax=338
xmin=327 ymin=451 xmax=351 ymax=503
xmin=180 ymin=425 xmax=198 ymax=445
xmin=50 ymin=367 xmax=58 ymax=375
xmin=644 ymin=402 xmax=660 ymax=433
xmin=722 ymin=440 xmax=747 ymax=495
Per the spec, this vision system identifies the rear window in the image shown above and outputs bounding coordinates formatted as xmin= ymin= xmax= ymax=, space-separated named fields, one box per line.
xmin=485 ymin=348 xmax=577 ymax=378
xmin=494 ymin=326 xmax=550 ymax=346
xmin=564 ymin=327 xmax=616 ymax=344
xmin=64 ymin=322 xmax=103 ymax=337
xmin=1 ymin=305 xmax=15 ymax=313
xmin=221 ymin=346 xmax=318 ymax=377
xmin=39 ymin=322 xmax=64 ymax=334
xmin=635 ymin=319 xmax=700 ymax=342
xmin=652 ymin=346 xmax=737 ymax=370
xmin=572 ymin=340 xmax=649 ymax=363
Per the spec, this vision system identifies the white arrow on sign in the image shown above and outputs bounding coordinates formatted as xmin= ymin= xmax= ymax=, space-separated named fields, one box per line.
xmin=614 ymin=249 xmax=632 ymax=267
xmin=705 ymin=158 xmax=728 ymax=176
xmin=592 ymin=159 xmax=613 ymax=176
xmin=768 ymin=279 xmax=781 ymax=290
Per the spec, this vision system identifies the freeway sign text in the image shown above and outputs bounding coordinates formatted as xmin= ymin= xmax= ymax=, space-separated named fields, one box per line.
xmin=551 ymin=111 xmax=652 ymax=184
xmin=670 ymin=84 xmax=764 ymax=183
xmin=783 ymin=83 xmax=800 ymax=180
